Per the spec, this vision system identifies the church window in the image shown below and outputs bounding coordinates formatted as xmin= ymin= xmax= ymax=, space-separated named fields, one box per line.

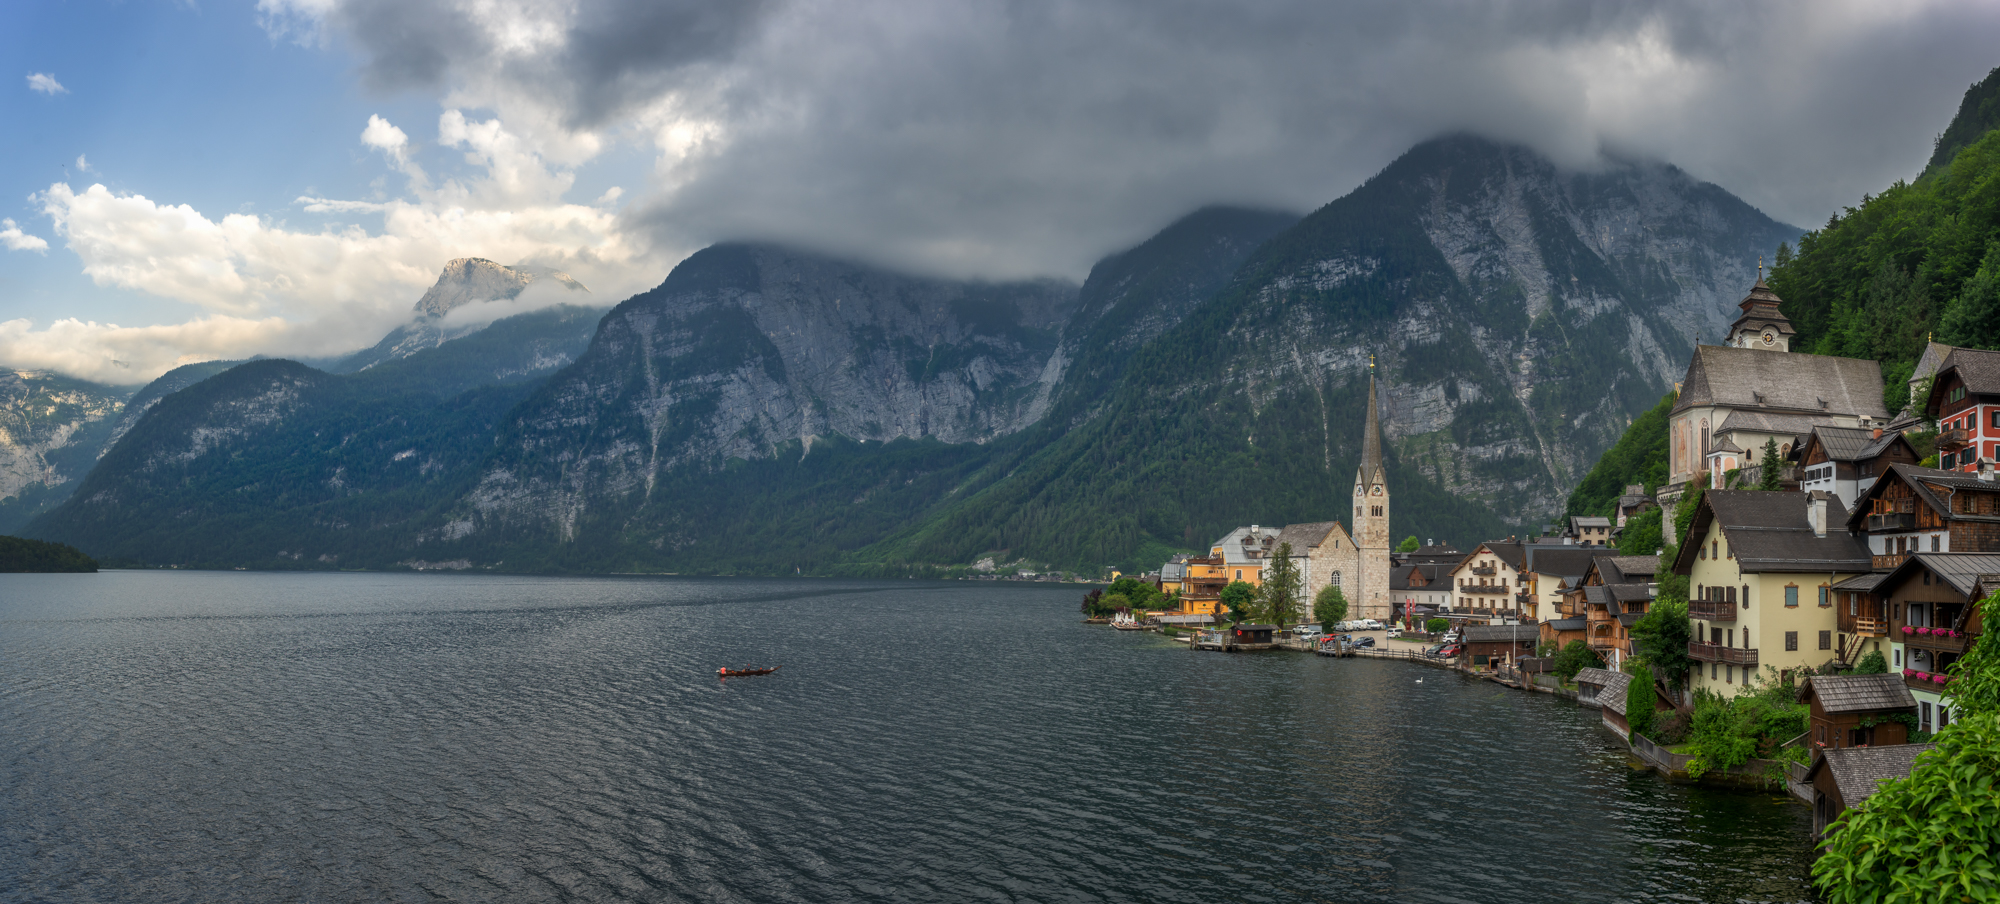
xmin=1370 ymin=506 xmax=1382 ymax=517
xmin=1331 ymin=571 xmax=1341 ymax=587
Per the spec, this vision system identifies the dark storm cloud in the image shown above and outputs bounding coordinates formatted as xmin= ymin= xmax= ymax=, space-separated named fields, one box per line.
xmin=313 ymin=0 xmax=2000 ymax=279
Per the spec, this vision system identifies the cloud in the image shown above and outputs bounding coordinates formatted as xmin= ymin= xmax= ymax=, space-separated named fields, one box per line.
xmin=75 ymin=154 xmax=92 ymax=173
xmin=1 ymin=219 xmax=49 ymax=253
xmin=25 ymin=72 xmax=67 ymax=95
xmin=360 ymin=114 xmax=409 ymax=159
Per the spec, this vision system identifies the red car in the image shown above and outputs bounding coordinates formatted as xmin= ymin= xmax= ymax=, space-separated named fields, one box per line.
xmin=1437 ymin=644 xmax=1464 ymax=658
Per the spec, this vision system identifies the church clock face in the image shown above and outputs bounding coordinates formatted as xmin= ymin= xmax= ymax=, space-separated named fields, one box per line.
xmin=1761 ymin=330 xmax=1776 ymax=346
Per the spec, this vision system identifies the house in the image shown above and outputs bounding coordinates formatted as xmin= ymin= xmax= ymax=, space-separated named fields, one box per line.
xmin=1844 ymin=462 xmax=2000 ymax=569
xmin=1230 ymin=624 xmax=1277 ymax=645
xmin=1614 ymin=484 xmax=1658 ymax=529
xmin=1576 ymin=667 xmax=1633 ymax=735
xmin=1567 ymin=516 xmax=1613 ymax=547
xmin=1276 ymin=520 xmax=1359 ymax=619
xmin=1663 ymin=278 xmax=1887 ymax=509
xmin=1797 ymin=673 xmax=1918 ymax=751
xmin=1805 ymin=744 xmax=1934 ymax=846
xmin=1675 ymin=490 xmax=1873 ymax=698
xmin=1830 ymin=570 xmax=1892 ymax=667
xmin=1175 ymin=554 xmax=1228 ymax=617
xmin=1445 ymin=542 xmax=1531 ymax=625
xmin=1457 ymin=623 xmax=1539 ymax=669
xmin=1391 ymin=562 xmax=1453 ymax=628
xmin=1212 ymin=525 xmax=1282 ymax=586
xmin=1792 ymin=425 xmax=1920 ymax=509
xmin=1573 ymin=555 xmax=1659 ymax=669
xmin=1158 ymin=555 xmax=1188 ymax=596
xmin=1872 ymin=553 xmax=1998 ymax=735
xmin=1885 ymin=341 xmax=1955 ymax=433
xmin=1521 ymin=546 xmax=1601 ymax=624
xmin=1924 ymin=347 xmax=2000 ymax=473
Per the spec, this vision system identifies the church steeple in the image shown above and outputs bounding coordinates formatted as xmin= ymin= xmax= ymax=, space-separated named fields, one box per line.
xmin=1728 ymin=274 xmax=1795 ymax=351
xmin=1357 ymin=370 xmax=1384 ymax=490
xmin=1350 ymin=366 xmax=1390 ymax=623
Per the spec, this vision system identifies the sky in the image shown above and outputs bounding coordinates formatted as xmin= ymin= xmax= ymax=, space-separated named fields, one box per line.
xmin=3 ymin=0 xmax=1999 ymax=385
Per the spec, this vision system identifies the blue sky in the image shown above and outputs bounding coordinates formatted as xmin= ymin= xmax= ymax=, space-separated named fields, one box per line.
xmin=3 ymin=0 xmax=1999 ymax=383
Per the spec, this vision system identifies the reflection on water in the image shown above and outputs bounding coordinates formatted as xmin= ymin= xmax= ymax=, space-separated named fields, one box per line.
xmin=0 ymin=572 xmax=1815 ymax=902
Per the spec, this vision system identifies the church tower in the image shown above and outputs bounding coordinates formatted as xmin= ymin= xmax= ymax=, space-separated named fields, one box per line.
xmin=1351 ymin=369 xmax=1392 ymax=621
xmin=1727 ymin=271 xmax=1795 ymax=352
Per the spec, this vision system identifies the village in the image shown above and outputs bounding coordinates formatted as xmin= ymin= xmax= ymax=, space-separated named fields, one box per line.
xmin=1090 ymin=274 xmax=1996 ymax=849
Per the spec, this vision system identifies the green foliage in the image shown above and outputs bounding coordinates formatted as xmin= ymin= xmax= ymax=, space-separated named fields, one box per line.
xmin=1257 ymin=542 xmax=1302 ymax=624
xmin=1682 ymin=669 xmax=1810 ymax=779
xmin=1107 ymin=576 xmax=1163 ymax=610
xmin=1921 ymin=66 xmax=2000 ymax=180
xmin=1553 ymin=639 xmax=1603 ymax=681
xmin=1624 ymin=668 xmax=1656 ymax=739
xmin=1221 ymin=581 xmax=1256 ymax=623
xmin=1617 ymin=506 xmax=1663 ymax=556
xmin=1312 ymin=584 xmax=1348 ymax=631
xmin=1855 ymin=648 xmax=1889 ymax=674
xmin=1673 ymin=472 xmax=1709 ymax=550
xmin=1424 ymin=616 xmax=1449 ymax=634
xmin=1630 ymin=597 xmax=1694 ymax=692
xmin=1683 ymin=690 xmax=1756 ymax=778
xmin=1102 ymin=593 xmax=1132 ymax=614
xmin=1773 ymin=125 xmax=2000 ymax=412
xmin=1397 ymin=535 xmax=1421 ymax=553
xmin=1080 ymin=589 xmax=1117 ymax=618
xmin=0 ymin=535 xmax=97 ymax=572
xmin=1565 ymin=391 xmax=1674 ymax=518
xmin=1756 ymin=439 xmax=1783 ymax=491
xmin=1945 ymin=591 xmax=2000 ymax=718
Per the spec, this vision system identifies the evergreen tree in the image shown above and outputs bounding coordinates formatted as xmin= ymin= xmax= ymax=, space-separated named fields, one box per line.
xmin=1397 ymin=536 xmax=1421 ymax=553
xmin=1940 ymin=241 xmax=2000 ymax=349
xmin=1257 ymin=542 xmax=1302 ymax=624
xmin=1756 ymin=439 xmax=1784 ymax=491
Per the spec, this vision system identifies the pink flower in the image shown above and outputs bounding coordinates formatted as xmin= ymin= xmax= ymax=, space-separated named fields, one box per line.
xmin=1917 ymin=672 xmax=1932 ymax=681
xmin=1903 ymin=625 xmax=1915 ymax=635
xmin=1904 ymin=668 xmax=1916 ymax=677
xmin=1934 ymin=674 xmax=1949 ymax=685
xmin=1919 ymin=626 xmax=1934 ymax=636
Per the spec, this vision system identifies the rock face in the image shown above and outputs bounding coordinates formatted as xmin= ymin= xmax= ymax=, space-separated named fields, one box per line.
xmin=339 ymin=258 xmax=591 ymax=373
xmin=0 ymin=371 xmax=133 ymax=533
xmin=460 ymin=243 xmax=1079 ymax=540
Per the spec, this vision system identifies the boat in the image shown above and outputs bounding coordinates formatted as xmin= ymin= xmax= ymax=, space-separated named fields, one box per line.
xmin=718 ymin=666 xmax=781 ymax=677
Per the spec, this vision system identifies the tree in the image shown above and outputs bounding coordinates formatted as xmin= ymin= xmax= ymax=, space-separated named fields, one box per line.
xmin=1313 ymin=584 xmax=1348 ymax=631
xmin=1221 ymin=581 xmax=1256 ymax=623
xmin=1624 ymin=666 xmax=1658 ymax=740
xmin=1756 ymin=439 xmax=1784 ymax=491
xmin=1855 ymin=648 xmax=1889 ymax=674
xmin=1397 ymin=536 xmax=1421 ymax=553
xmin=1630 ymin=597 xmax=1694 ymax=693
xmin=1425 ymin=616 xmax=1449 ymax=635
xmin=1080 ymin=589 xmax=1113 ymax=618
xmin=1257 ymin=542 xmax=1302 ymax=624
xmin=1616 ymin=507 xmax=1663 ymax=556
xmin=1553 ymin=640 xmax=1604 ymax=680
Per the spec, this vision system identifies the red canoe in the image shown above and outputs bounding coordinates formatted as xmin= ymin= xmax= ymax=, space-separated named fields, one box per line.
xmin=718 ymin=666 xmax=780 ymax=677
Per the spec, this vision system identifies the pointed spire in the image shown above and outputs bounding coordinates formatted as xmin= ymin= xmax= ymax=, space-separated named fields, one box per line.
xmin=1359 ymin=369 xmax=1383 ymax=489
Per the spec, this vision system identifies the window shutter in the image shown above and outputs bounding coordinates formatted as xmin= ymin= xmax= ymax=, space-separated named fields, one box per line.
xmin=1786 ymin=631 xmax=1798 ymax=651
xmin=1819 ymin=630 xmax=1832 ymax=650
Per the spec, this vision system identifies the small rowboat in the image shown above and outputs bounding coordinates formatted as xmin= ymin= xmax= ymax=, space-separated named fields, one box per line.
xmin=718 ymin=666 xmax=780 ymax=678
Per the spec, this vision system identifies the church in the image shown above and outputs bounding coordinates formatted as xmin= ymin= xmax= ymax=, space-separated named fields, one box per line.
xmin=1349 ymin=371 xmax=1393 ymax=622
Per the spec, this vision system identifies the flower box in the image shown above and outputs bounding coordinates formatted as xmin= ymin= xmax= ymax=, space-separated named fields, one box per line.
xmin=1933 ymin=674 xmax=1949 ymax=685
xmin=1903 ymin=668 xmax=1917 ymax=677
xmin=1902 ymin=625 xmax=1915 ymax=635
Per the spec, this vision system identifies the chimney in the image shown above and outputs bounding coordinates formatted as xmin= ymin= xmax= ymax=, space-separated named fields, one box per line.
xmin=1980 ymin=460 xmax=1995 ymax=483
xmin=1250 ymin=524 xmax=1259 ymax=534
xmin=1808 ymin=491 xmax=1828 ymax=538
xmin=1872 ymin=427 xmax=1884 ymax=439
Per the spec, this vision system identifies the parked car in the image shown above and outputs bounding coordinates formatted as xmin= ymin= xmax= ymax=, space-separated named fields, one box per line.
xmin=1385 ymin=625 xmax=1402 ymax=638
xmin=1294 ymin=626 xmax=1322 ymax=641
xmin=1350 ymin=636 xmax=1376 ymax=649
xmin=1438 ymin=643 xmax=1464 ymax=658
xmin=1424 ymin=643 xmax=1448 ymax=657
xmin=1359 ymin=619 xmax=1385 ymax=631
xmin=1442 ymin=630 xmax=1462 ymax=644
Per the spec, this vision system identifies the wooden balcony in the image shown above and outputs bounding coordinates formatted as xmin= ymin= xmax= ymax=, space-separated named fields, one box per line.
xmin=1901 ymin=628 xmax=1974 ymax=653
xmin=1470 ymin=566 xmax=1497 ymax=576
xmin=1905 ymin=671 xmax=1956 ymax=693
xmin=1847 ymin=616 xmax=1887 ymax=637
xmin=1937 ymin=427 xmax=1972 ymax=451
xmin=1873 ymin=553 xmax=1911 ymax=570
xmin=1866 ymin=512 xmax=1916 ymax=532
xmin=1688 ymin=599 xmax=1737 ymax=622
xmin=1689 ymin=641 xmax=1758 ymax=666
xmin=1461 ymin=584 xmax=1508 ymax=594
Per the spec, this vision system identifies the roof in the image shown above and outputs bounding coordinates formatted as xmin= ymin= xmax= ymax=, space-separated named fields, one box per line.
xmin=1584 ymin=585 xmax=1611 ymax=606
xmin=1673 ymin=345 xmax=1887 ymax=419
xmin=1672 ymin=490 xmax=1872 ymax=575
xmin=1525 ymin=547 xmax=1598 ymax=579
xmin=1729 ymin=278 xmax=1797 ymax=337
xmin=1609 ymin=584 xmax=1654 ymax=603
xmin=1234 ymin=624 xmax=1277 ymax=631
xmin=1804 ymin=425 xmax=1913 ymax=464
xmin=1930 ymin=347 xmax=2000 ymax=410
xmin=1831 ymin=571 xmax=1889 ymax=592
xmin=1576 ymin=668 xmax=1632 ymax=714
xmin=1390 ymin=564 xmax=1419 ymax=591
xmin=1805 ymin=744 xmax=1934 ymax=809
xmin=1798 ymin=673 xmax=1917 ymax=714
xmin=1544 ymin=617 xmax=1587 ymax=631
xmin=1214 ymin=525 xmax=1282 ymax=567
xmin=1277 ymin=521 xmax=1343 ymax=553
xmin=1617 ymin=612 xmax=1645 ymax=627
xmin=1570 ymin=516 xmax=1612 ymax=529
xmin=1460 ymin=624 xmax=1540 ymax=644
xmin=1357 ymin=373 xmax=1385 ymax=489
xmin=1161 ymin=563 xmax=1186 ymax=581
xmin=1879 ymin=553 xmax=2000 ymax=606
xmin=1713 ymin=409 xmax=1844 ymax=438
xmin=1843 ymin=463 xmax=2000 ymax=531
xmin=1599 ymin=555 xmax=1660 ymax=583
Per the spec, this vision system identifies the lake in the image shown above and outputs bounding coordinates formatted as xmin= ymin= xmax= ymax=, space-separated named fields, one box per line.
xmin=0 ymin=572 xmax=1816 ymax=902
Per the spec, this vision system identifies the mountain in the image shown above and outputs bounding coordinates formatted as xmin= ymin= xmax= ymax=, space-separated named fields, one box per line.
xmin=30 ymin=137 xmax=1803 ymax=572
xmin=1922 ymin=66 xmax=2000 ymax=180
xmin=335 ymin=257 xmax=597 ymax=383
xmin=0 ymin=371 xmax=135 ymax=533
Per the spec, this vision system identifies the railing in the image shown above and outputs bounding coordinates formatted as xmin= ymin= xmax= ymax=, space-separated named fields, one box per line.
xmin=1689 ymin=641 xmax=1758 ymax=666
xmin=1461 ymin=584 xmax=1508 ymax=594
xmin=1937 ymin=427 xmax=1972 ymax=450
xmin=1688 ymin=599 xmax=1738 ymax=622
xmin=1850 ymin=616 xmax=1887 ymax=636
xmin=1866 ymin=512 xmax=1916 ymax=531
xmin=1471 ymin=566 xmax=1496 ymax=576
xmin=1905 ymin=671 xmax=1956 ymax=692
xmin=1873 ymin=553 xmax=1911 ymax=570
xmin=1901 ymin=628 xmax=1973 ymax=652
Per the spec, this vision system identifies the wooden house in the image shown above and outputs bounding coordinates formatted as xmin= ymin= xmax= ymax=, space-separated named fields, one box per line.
xmin=1791 ymin=425 xmax=1919 ymax=510
xmin=1796 ymin=673 xmax=1917 ymax=751
xmin=1576 ymin=667 xmax=1632 ymax=735
xmin=1230 ymin=624 xmax=1276 ymax=645
xmin=1457 ymin=623 xmax=1538 ymax=669
xmin=1805 ymin=744 xmax=1933 ymax=845
xmin=1873 ymin=553 xmax=2000 ymax=734
xmin=1922 ymin=346 xmax=2000 ymax=473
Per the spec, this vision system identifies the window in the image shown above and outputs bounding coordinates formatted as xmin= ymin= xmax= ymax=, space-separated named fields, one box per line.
xmin=1236 ymin=570 xmax=1242 ymax=581
xmin=1921 ymin=702 xmax=1932 ymax=731
xmin=1944 ymin=451 xmax=1957 ymax=469
xmin=1742 ymin=586 xmax=1750 ymax=609
xmin=1940 ymin=707 xmax=1951 ymax=728
xmin=1785 ymin=585 xmax=1799 ymax=608
xmin=1849 ymin=593 xmax=1857 ymax=616
xmin=1726 ymin=586 xmax=1736 ymax=604
xmin=1785 ymin=631 xmax=1799 ymax=651
xmin=1710 ymin=663 xmax=1718 ymax=680
xmin=1933 ymin=534 xmax=1942 ymax=552
xmin=1819 ymin=630 xmax=1832 ymax=650
xmin=1712 ymin=540 xmax=1719 ymax=559
xmin=1370 ymin=506 xmax=1382 ymax=516
xmin=1992 ymin=409 xmax=1999 ymax=429
xmin=1819 ymin=586 xmax=1831 ymax=608
xmin=1895 ymin=648 xmax=1903 ymax=668
xmin=1331 ymin=571 xmax=1341 ymax=587
xmin=1726 ymin=664 xmax=1735 ymax=683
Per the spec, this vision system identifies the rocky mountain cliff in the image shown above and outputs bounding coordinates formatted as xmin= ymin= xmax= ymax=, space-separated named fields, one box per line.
xmin=0 ymin=371 xmax=134 ymax=533
xmin=338 ymin=258 xmax=594 ymax=374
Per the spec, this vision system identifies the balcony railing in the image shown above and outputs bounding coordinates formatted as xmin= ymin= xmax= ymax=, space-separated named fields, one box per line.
xmin=1470 ymin=566 xmax=1497 ymax=576
xmin=1873 ymin=553 xmax=1911 ymax=570
xmin=1461 ymin=584 xmax=1508 ymax=594
xmin=1689 ymin=599 xmax=1738 ymax=622
xmin=1900 ymin=628 xmax=1974 ymax=652
xmin=1905 ymin=671 xmax=1956 ymax=693
xmin=1689 ymin=641 xmax=1758 ymax=666
xmin=1850 ymin=616 xmax=1888 ymax=636
xmin=1866 ymin=512 xmax=1916 ymax=532
xmin=1937 ymin=427 xmax=1972 ymax=450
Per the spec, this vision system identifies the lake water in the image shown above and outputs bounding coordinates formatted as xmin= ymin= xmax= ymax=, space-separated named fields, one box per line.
xmin=0 ymin=572 xmax=1816 ymax=903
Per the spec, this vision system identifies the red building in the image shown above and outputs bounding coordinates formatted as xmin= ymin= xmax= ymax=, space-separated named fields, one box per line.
xmin=1926 ymin=347 xmax=2000 ymax=472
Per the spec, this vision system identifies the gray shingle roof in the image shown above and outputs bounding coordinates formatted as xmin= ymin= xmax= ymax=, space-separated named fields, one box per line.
xmin=1526 ymin=547 xmax=1598 ymax=579
xmin=1714 ymin=410 xmax=1846 ymax=437
xmin=1882 ymin=552 xmax=2000 ymax=602
xmin=1673 ymin=490 xmax=1872 ymax=574
xmin=1460 ymin=624 xmax=1540 ymax=644
xmin=1576 ymin=668 xmax=1632 ymax=715
xmin=1599 ymin=555 xmax=1660 ymax=583
xmin=1609 ymin=584 xmax=1654 ymax=603
xmin=1571 ymin=516 xmax=1612 ymax=529
xmin=1674 ymin=345 xmax=1887 ymax=419
xmin=1831 ymin=572 xmax=1889 ymax=592
xmin=1806 ymin=425 xmax=1888 ymax=462
xmin=1584 ymin=585 xmax=1611 ymax=605
xmin=1936 ymin=346 xmax=2000 ymax=399
xmin=1544 ymin=617 xmax=1587 ymax=631
xmin=1799 ymin=673 xmax=1917 ymax=714
xmin=1841 ymin=463 xmax=2000 ymax=531
xmin=1617 ymin=612 xmax=1645 ymax=627
xmin=1806 ymin=744 xmax=1934 ymax=809
xmin=1277 ymin=521 xmax=1342 ymax=552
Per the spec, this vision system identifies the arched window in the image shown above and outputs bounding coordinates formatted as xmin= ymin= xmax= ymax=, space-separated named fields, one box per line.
xmin=1331 ymin=571 xmax=1341 ymax=587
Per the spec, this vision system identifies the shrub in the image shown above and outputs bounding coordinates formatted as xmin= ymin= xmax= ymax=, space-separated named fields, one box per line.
xmin=1554 ymin=640 xmax=1604 ymax=681
xmin=1854 ymin=648 xmax=1889 ymax=674
xmin=1425 ymin=617 xmax=1449 ymax=634
xmin=1652 ymin=709 xmax=1693 ymax=746
xmin=1625 ymin=671 xmax=1657 ymax=739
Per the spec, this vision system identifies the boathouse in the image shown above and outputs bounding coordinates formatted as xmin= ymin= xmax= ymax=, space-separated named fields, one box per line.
xmin=1805 ymin=744 xmax=1933 ymax=845
xmin=1231 ymin=624 xmax=1276 ymax=644
xmin=1797 ymin=673 xmax=1917 ymax=750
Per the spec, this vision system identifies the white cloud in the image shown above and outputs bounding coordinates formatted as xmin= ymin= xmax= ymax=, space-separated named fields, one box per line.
xmin=360 ymin=114 xmax=409 ymax=159
xmin=74 ymin=154 xmax=92 ymax=173
xmin=1 ymin=218 xmax=49 ymax=253
xmin=26 ymin=72 xmax=67 ymax=95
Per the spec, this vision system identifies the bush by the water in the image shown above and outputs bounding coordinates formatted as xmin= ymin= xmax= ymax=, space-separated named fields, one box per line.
xmin=0 ymin=536 xmax=97 ymax=573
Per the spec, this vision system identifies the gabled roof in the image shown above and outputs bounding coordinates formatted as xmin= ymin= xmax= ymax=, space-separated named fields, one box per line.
xmin=1843 ymin=463 xmax=2000 ymax=531
xmin=1804 ymin=744 xmax=1934 ymax=809
xmin=1277 ymin=521 xmax=1345 ymax=553
xmin=1214 ymin=525 xmax=1282 ymax=567
xmin=1452 ymin=541 xmax=1526 ymax=575
xmin=1599 ymin=555 xmax=1660 ymax=583
xmin=1877 ymin=553 xmax=2000 ymax=611
xmin=1673 ymin=490 xmax=1872 ymax=575
xmin=1460 ymin=624 xmax=1539 ymax=644
xmin=1524 ymin=547 xmax=1597 ymax=579
xmin=1927 ymin=347 xmax=2000 ymax=414
xmin=1798 ymin=673 xmax=1917 ymax=714
xmin=1673 ymin=345 xmax=1887 ymax=419
xmin=1583 ymin=585 xmax=1612 ymax=606
xmin=1831 ymin=571 xmax=1889 ymax=593
xmin=1802 ymin=425 xmax=1916 ymax=464
xmin=1570 ymin=516 xmax=1612 ymax=529
xmin=1617 ymin=612 xmax=1645 ymax=627
xmin=1609 ymin=584 xmax=1654 ymax=603
xmin=1544 ymin=617 xmax=1587 ymax=631
xmin=1576 ymin=668 xmax=1632 ymax=714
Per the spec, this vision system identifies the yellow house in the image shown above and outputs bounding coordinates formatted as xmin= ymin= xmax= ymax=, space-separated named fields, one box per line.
xmin=1675 ymin=490 xmax=1873 ymax=699
xmin=1211 ymin=525 xmax=1281 ymax=587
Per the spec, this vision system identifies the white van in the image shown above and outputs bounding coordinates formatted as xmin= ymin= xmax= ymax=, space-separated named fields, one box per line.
xmin=1360 ymin=619 xmax=1384 ymax=631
